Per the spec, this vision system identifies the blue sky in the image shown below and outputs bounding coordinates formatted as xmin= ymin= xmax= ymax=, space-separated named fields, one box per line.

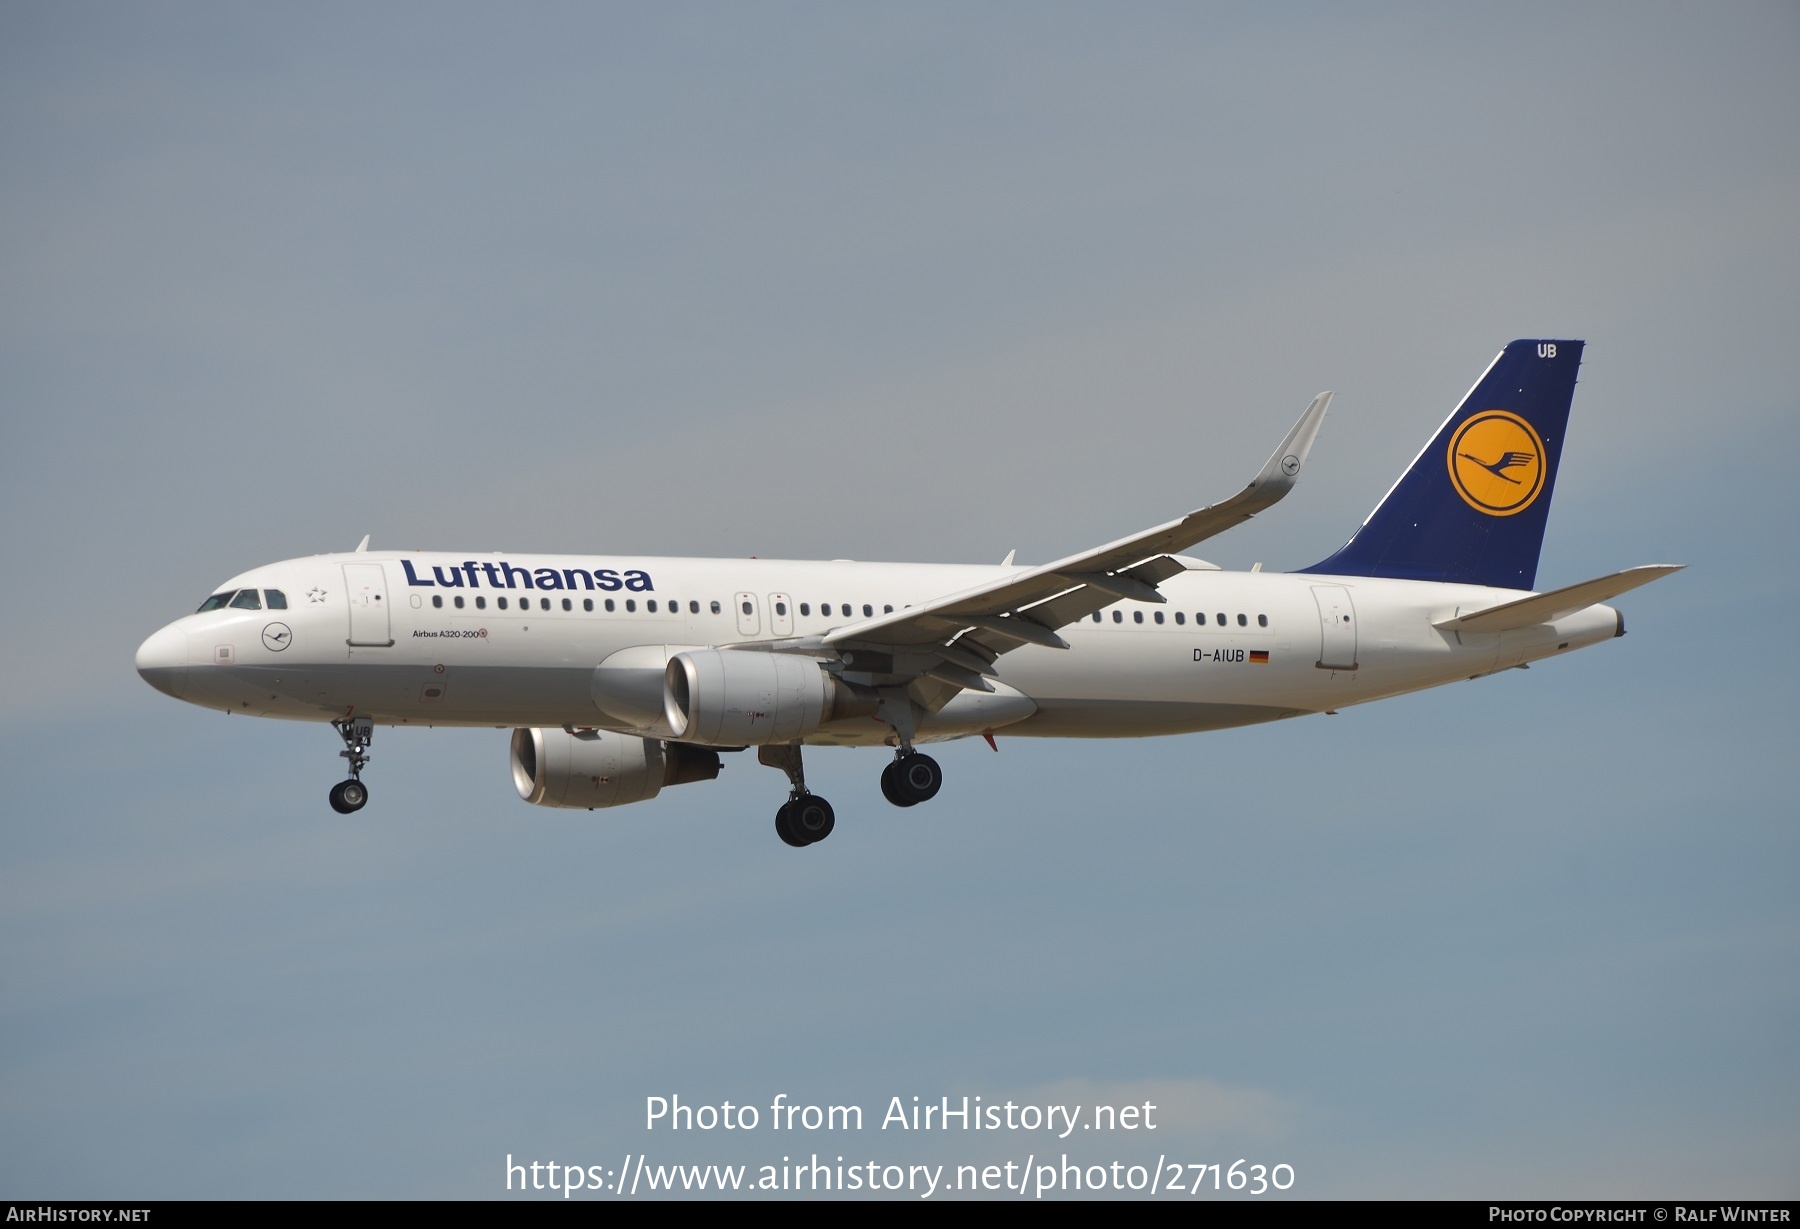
xmin=2 ymin=2 xmax=1795 ymax=1199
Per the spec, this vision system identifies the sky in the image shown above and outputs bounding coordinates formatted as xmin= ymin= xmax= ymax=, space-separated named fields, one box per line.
xmin=2 ymin=1 xmax=1796 ymax=1201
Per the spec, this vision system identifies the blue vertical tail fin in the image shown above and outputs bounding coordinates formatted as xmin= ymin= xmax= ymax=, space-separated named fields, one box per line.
xmin=1299 ymin=339 xmax=1583 ymax=590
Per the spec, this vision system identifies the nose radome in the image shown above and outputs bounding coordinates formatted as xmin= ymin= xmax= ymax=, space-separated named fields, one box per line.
xmin=136 ymin=624 xmax=189 ymax=699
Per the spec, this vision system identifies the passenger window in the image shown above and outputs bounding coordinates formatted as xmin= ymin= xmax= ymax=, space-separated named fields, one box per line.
xmin=432 ymin=595 xmax=443 ymax=609
xmin=1258 ymin=614 xmax=1268 ymax=627
xmin=741 ymin=600 xmax=752 ymax=616
xmin=625 ymin=599 xmax=636 ymax=612
xmin=1133 ymin=610 xmax=1143 ymax=624
xmin=800 ymin=603 xmax=811 ymax=616
xmin=264 ymin=590 xmax=287 ymax=609
xmin=1237 ymin=613 xmax=1247 ymax=627
xmin=1154 ymin=611 xmax=1164 ymax=624
xmin=605 ymin=599 xmax=615 ymax=612
xmin=884 ymin=605 xmax=893 ymax=613
xmin=1175 ymin=612 xmax=1185 ymax=625
xmin=862 ymin=604 xmax=873 ymax=617
xmin=583 ymin=599 xmax=593 ymax=612
xmin=475 ymin=596 xmax=486 ymax=610
xmin=775 ymin=601 xmax=788 ymax=616
xmin=1112 ymin=611 xmax=1122 ymax=623
xmin=229 ymin=590 xmax=262 ymax=610
xmin=562 ymin=598 xmax=572 ymax=611
xmin=647 ymin=599 xmax=658 ymax=613
xmin=1091 ymin=612 xmax=1101 ymax=623
xmin=689 ymin=601 xmax=699 ymax=614
xmin=710 ymin=601 xmax=721 ymax=614
xmin=1216 ymin=613 xmax=1226 ymax=626
xmin=498 ymin=597 xmax=509 ymax=610
xmin=541 ymin=598 xmax=551 ymax=611
xmin=454 ymin=596 xmax=465 ymax=609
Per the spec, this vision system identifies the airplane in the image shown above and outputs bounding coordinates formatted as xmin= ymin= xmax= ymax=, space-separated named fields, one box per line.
xmin=135 ymin=339 xmax=1680 ymax=847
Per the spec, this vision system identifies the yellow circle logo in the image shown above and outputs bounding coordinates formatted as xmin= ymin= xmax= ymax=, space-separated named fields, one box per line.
xmin=1447 ymin=410 xmax=1546 ymax=517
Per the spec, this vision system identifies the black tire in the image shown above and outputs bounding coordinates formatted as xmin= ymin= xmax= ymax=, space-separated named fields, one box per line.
xmin=790 ymin=795 xmax=835 ymax=843
xmin=329 ymin=779 xmax=368 ymax=814
xmin=880 ymin=760 xmax=918 ymax=808
xmin=892 ymin=752 xmax=942 ymax=804
xmin=774 ymin=802 xmax=810 ymax=848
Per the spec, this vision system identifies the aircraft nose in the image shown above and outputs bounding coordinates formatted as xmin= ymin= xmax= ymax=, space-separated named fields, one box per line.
xmin=136 ymin=623 xmax=189 ymax=699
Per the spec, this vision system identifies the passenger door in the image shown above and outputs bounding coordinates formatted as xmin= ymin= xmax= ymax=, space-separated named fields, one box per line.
xmin=343 ymin=564 xmax=394 ymax=647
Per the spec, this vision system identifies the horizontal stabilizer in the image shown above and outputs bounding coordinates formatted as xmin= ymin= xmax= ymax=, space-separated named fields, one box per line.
xmin=1434 ymin=564 xmax=1684 ymax=633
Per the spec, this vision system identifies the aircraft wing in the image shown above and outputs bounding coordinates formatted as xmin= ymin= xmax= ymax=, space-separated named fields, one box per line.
xmin=813 ymin=392 xmax=1332 ymax=693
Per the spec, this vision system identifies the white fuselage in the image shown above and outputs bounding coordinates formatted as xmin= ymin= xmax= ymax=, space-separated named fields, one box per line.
xmin=134 ymin=551 xmax=1622 ymax=746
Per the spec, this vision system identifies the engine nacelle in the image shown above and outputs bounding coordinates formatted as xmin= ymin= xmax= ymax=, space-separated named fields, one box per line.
xmin=591 ymin=643 xmax=708 ymax=732
xmin=510 ymin=727 xmax=721 ymax=809
xmin=664 ymin=650 xmax=869 ymax=746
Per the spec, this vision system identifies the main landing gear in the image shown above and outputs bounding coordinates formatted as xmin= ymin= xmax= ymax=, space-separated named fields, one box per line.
xmin=873 ymin=688 xmax=942 ymax=809
xmin=777 ymin=794 xmax=836 ymax=847
xmin=760 ymin=744 xmax=834 ymax=847
xmin=329 ymin=716 xmax=373 ymax=814
xmin=880 ymin=751 xmax=942 ymax=808
xmin=759 ymin=742 xmax=947 ymax=847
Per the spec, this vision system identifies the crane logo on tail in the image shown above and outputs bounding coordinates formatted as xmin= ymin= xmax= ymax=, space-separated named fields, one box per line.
xmin=1447 ymin=410 xmax=1547 ymax=516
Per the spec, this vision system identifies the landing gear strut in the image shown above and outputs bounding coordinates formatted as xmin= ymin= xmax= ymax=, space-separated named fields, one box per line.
xmin=760 ymin=743 xmax=834 ymax=847
xmin=329 ymin=716 xmax=373 ymax=814
xmin=873 ymin=687 xmax=943 ymax=808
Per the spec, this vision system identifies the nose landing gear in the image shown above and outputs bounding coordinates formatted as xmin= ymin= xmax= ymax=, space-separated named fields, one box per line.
xmin=329 ymin=716 xmax=373 ymax=814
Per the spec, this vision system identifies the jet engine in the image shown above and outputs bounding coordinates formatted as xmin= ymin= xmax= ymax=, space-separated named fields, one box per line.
xmin=510 ymin=727 xmax=721 ymax=809
xmin=663 ymin=649 xmax=874 ymax=746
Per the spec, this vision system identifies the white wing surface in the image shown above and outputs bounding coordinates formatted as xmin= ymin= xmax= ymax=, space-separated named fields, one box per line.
xmin=800 ymin=393 xmax=1332 ymax=697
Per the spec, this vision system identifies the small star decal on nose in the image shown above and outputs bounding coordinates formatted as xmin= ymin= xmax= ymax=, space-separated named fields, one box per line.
xmin=307 ymin=587 xmax=327 ymax=603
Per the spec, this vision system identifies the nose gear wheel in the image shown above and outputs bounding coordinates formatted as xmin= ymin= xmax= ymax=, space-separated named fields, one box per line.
xmin=328 ymin=716 xmax=374 ymax=814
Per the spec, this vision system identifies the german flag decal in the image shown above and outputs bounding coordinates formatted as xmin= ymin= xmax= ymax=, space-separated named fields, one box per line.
xmin=1249 ymin=650 xmax=1269 ymax=664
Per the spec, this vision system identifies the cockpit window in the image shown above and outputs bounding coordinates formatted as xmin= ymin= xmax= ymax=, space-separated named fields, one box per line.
xmin=264 ymin=590 xmax=288 ymax=609
xmin=196 ymin=592 xmax=235 ymax=613
xmin=229 ymin=590 xmax=263 ymax=610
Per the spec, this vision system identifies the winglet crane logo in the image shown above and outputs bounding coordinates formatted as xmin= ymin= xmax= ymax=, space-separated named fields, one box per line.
xmin=1447 ymin=410 xmax=1547 ymax=516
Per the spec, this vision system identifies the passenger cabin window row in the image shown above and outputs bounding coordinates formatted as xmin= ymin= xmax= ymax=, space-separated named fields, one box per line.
xmin=421 ymin=595 xmax=903 ymax=618
xmin=1091 ymin=609 xmax=1270 ymax=628
xmin=198 ymin=583 xmax=1260 ymax=636
xmin=197 ymin=589 xmax=287 ymax=612
xmin=798 ymin=603 xmax=895 ymax=617
xmin=428 ymin=595 xmax=725 ymax=613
